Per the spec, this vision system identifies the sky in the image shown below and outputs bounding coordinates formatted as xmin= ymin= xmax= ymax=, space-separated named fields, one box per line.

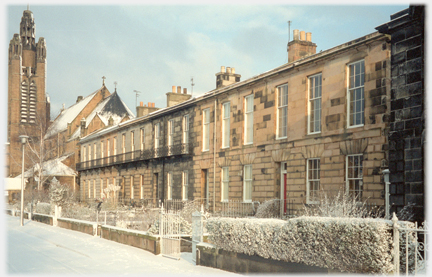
xmin=2 ymin=1 xmax=409 ymax=122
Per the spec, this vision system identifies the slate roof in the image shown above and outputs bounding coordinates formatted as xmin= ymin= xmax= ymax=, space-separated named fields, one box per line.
xmin=69 ymin=91 xmax=135 ymax=140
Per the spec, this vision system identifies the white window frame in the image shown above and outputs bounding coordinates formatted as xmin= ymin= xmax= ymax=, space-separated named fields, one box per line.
xmin=221 ymin=167 xmax=229 ymax=202
xmin=101 ymin=141 xmax=104 ymax=159
xmin=277 ymin=84 xmax=288 ymax=139
xmin=183 ymin=114 xmax=189 ymax=144
xmin=93 ymin=180 xmax=96 ymax=199
xmin=140 ymin=175 xmax=144 ymax=199
xmin=107 ymin=139 xmax=110 ymax=157
xmin=82 ymin=146 xmax=86 ymax=162
xmin=94 ymin=143 xmax=97 ymax=160
xmin=347 ymin=60 xmax=365 ymax=128
xmin=308 ymin=74 xmax=322 ymax=134
xmin=243 ymin=165 xmax=252 ymax=202
xmin=130 ymin=176 xmax=134 ymax=199
xmin=140 ymin=128 xmax=145 ymax=151
xmin=88 ymin=145 xmax=91 ymax=161
xmin=346 ymin=154 xmax=364 ymax=199
xmin=222 ymin=102 xmax=230 ymax=148
xmin=100 ymin=178 xmax=104 ymax=198
xmin=168 ymin=119 xmax=174 ymax=147
xmin=131 ymin=131 xmax=135 ymax=152
xmin=203 ymin=108 xmax=210 ymax=151
xmin=244 ymin=95 xmax=254 ymax=145
xmin=88 ymin=180 xmax=91 ymax=199
xmin=182 ymin=171 xmax=188 ymax=201
xmin=122 ymin=133 xmax=126 ymax=154
xmin=306 ymin=158 xmax=320 ymax=204
xmin=167 ymin=172 xmax=173 ymax=200
xmin=154 ymin=123 xmax=160 ymax=149
xmin=113 ymin=137 xmax=117 ymax=158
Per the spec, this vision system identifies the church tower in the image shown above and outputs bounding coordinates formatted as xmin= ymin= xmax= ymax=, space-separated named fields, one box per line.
xmin=7 ymin=8 xmax=50 ymax=177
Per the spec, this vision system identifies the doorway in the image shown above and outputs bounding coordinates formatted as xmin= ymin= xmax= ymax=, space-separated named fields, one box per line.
xmin=201 ymin=169 xmax=209 ymax=208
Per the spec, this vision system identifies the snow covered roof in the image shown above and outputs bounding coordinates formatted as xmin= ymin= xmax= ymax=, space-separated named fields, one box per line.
xmin=45 ymin=88 xmax=100 ymax=138
xmin=69 ymin=91 xmax=135 ymax=140
xmin=15 ymin=153 xmax=77 ymax=179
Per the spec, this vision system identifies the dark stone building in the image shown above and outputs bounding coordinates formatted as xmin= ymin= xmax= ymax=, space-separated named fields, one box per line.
xmin=376 ymin=5 xmax=425 ymax=222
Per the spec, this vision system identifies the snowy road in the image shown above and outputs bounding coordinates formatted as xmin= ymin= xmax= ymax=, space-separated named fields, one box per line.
xmin=5 ymin=215 xmax=238 ymax=275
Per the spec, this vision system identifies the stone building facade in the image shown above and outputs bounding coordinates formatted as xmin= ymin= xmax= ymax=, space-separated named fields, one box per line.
xmin=376 ymin=5 xmax=425 ymax=222
xmin=78 ymin=30 xmax=392 ymax=214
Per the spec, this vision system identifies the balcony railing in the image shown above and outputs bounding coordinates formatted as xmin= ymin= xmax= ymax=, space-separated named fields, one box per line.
xmin=77 ymin=143 xmax=192 ymax=171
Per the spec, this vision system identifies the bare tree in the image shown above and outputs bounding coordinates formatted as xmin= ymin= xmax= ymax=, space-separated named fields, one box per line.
xmin=21 ymin=113 xmax=60 ymax=190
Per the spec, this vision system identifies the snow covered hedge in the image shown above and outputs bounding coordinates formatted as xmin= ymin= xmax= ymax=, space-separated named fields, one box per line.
xmin=206 ymin=216 xmax=394 ymax=274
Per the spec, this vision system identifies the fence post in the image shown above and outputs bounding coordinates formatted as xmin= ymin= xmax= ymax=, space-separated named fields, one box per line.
xmin=192 ymin=204 xmax=204 ymax=264
xmin=392 ymin=212 xmax=400 ymax=274
xmin=159 ymin=203 xmax=164 ymax=254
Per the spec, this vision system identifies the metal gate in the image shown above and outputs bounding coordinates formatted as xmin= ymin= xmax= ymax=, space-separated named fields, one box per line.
xmin=159 ymin=207 xmax=181 ymax=260
xmin=392 ymin=214 xmax=428 ymax=275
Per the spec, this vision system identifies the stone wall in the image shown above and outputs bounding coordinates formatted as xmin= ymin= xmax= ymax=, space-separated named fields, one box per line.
xmin=376 ymin=5 xmax=425 ymax=222
xmin=196 ymin=243 xmax=329 ymax=274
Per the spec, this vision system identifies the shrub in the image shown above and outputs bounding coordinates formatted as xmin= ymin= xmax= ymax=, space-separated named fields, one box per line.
xmin=206 ymin=216 xmax=394 ymax=274
xmin=302 ymin=191 xmax=382 ymax=218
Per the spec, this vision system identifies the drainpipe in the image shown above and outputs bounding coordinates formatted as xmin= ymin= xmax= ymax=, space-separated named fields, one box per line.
xmin=213 ymin=99 xmax=217 ymax=212
xmin=382 ymin=169 xmax=390 ymax=219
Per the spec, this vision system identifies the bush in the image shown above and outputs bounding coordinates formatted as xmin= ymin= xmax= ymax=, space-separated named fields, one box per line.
xmin=302 ymin=191 xmax=382 ymax=218
xmin=206 ymin=216 xmax=394 ymax=274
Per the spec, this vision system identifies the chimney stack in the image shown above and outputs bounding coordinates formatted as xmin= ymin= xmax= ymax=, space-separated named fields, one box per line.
xmin=166 ymin=85 xmax=192 ymax=107
xmin=288 ymin=29 xmax=317 ymax=63
xmin=137 ymin=101 xmax=159 ymax=117
xmin=215 ymin=66 xmax=241 ymax=89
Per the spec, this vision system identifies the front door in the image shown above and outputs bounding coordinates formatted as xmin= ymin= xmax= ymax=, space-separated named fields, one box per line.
xmin=201 ymin=169 xmax=209 ymax=208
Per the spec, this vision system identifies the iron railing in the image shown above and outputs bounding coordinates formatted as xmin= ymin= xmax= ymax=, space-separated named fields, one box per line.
xmin=77 ymin=143 xmax=193 ymax=171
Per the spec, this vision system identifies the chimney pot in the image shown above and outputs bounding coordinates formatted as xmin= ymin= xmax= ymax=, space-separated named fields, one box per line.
xmin=140 ymin=101 xmax=143 ymax=106
xmin=293 ymin=29 xmax=299 ymax=40
xmin=232 ymin=67 xmax=235 ymax=74
xmin=172 ymin=86 xmax=176 ymax=93
xmin=300 ymin=31 xmax=306 ymax=41
xmin=306 ymin=32 xmax=312 ymax=42
xmin=221 ymin=66 xmax=225 ymax=73
xmin=177 ymin=86 xmax=181 ymax=93
xmin=183 ymin=88 xmax=187 ymax=94
xmin=148 ymin=102 xmax=151 ymax=107
xmin=227 ymin=67 xmax=231 ymax=74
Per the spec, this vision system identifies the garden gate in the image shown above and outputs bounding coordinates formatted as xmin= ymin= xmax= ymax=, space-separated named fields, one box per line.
xmin=159 ymin=205 xmax=181 ymax=260
xmin=392 ymin=213 xmax=428 ymax=275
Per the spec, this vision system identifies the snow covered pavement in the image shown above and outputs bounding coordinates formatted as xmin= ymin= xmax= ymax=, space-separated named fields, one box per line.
xmin=5 ymin=215 xmax=237 ymax=275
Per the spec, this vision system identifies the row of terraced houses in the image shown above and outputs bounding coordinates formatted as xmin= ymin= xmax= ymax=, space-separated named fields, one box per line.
xmin=78 ymin=28 xmax=392 ymax=215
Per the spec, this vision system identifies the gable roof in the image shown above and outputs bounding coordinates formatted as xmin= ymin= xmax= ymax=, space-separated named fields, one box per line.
xmin=45 ymin=88 xmax=101 ymax=138
xmin=69 ymin=91 xmax=135 ymax=140
xmin=15 ymin=153 xmax=77 ymax=179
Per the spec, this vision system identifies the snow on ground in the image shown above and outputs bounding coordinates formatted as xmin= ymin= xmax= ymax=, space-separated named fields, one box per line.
xmin=4 ymin=216 xmax=238 ymax=276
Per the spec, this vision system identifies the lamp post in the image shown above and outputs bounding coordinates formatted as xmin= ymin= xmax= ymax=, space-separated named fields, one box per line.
xmin=382 ymin=169 xmax=390 ymax=220
xmin=19 ymin=135 xmax=29 ymax=227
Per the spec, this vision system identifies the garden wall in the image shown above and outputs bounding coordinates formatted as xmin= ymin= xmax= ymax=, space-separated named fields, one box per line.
xmin=196 ymin=242 xmax=330 ymax=274
xmin=100 ymin=225 xmax=161 ymax=255
xmin=57 ymin=218 xmax=97 ymax=236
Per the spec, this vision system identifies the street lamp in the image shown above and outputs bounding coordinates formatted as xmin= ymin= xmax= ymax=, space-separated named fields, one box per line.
xmin=19 ymin=135 xmax=29 ymax=227
xmin=382 ymin=169 xmax=390 ymax=220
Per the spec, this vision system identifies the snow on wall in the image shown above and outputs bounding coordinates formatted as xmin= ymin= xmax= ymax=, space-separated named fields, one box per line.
xmin=206 ymin=216 xmax=394 ymax=274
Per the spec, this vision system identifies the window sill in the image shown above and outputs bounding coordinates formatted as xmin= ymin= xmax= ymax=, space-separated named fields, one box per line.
xmin=347 ymin=124 xmax=364 ymax=129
